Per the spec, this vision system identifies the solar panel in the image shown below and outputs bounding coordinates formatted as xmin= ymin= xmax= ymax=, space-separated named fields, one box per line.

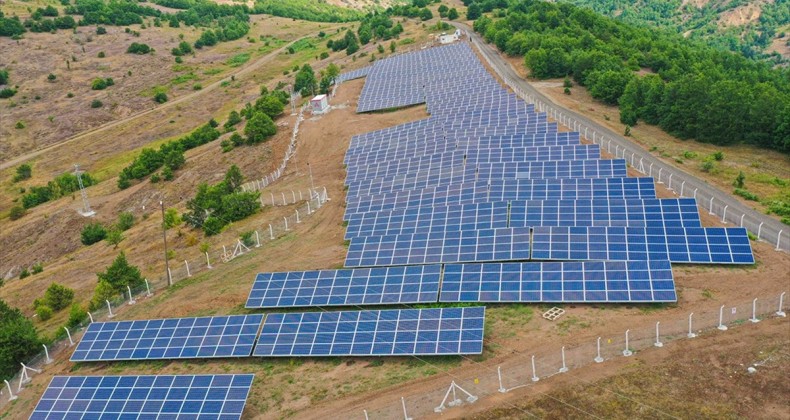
xmin=345 ymin=227 xmax=531 ymax=267
xmin=440 ymin=260 xmax=676 ymax=303
xmin=531 ymin=226 xmax=755 ymax=264
xmin=252 ymin=307 xmax=485 ymax=356
xmin=31 ymin=374 xmax=254 ymax=420
xmin=344 ymin=177 xmax=658 ymax=219
xmin=246 ymin=265 xmax=441 ymax=308
xmin=337 ymin=66 xmax=371 ymax=83
xmin=70 ymin=315 xmax=263 ymax=362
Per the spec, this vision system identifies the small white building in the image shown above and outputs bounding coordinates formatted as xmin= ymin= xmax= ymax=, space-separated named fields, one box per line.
xmin=310 ymin=94 xmax=329 ymax=114
xmin=439 ymin=29 xmax=461 ymax=44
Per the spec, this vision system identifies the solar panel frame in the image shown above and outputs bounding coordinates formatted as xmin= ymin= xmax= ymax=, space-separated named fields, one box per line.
xmin=252 ymin=307 xmax=485 ymax=356
xmin=30 ymin=374 xmax=254 ymax=420
xmin=70 ymin=315 xmax=263 ymax=362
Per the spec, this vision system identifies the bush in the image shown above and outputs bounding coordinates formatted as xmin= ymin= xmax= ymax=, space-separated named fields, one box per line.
xmin=700 ymin=161 xmax=714 ymax=173
xmin=244 ymin=111 xmax=276 ymax=144
xmin=0 ymin=88 xmax=17 ymax=99
xmin=13 ymin=163 xmax=32 ymax=182
xmin=43 ymin=283 xmax=74 ymax=311
xmin=66 ymin=303 xmax=88 ymax=329
xmin=97 ymin=51 xmax=105 ymax=58
xmin=106 ymin=228 xmax=124 ymax=248
xmin=712 ymin=151 xmax=724 ymax=161
xmin=96 ymin=252 xmax=144 ymax=295
xmin=81 ymin=222 xmax=107 ymax=245
xmin=15 ymin=121 xmax=25 ymax=129
xmin=164 ymin=208 xmax=182 ymax=229
xmin=35 ymin=305 xmax=53 ymax=321
xmin=9 ymin=206 xmax=25 ymax=220
xmin=154 ymin=92 xmax=168 ymax=103
xmin=91 ymin=78 xmax=110 ymax=90
xmin=90 ymin=99 xmax=103 ymax=108
xmin=734 ymin=188 xmax=759 ymax=201
xmin=96 ymin=26 xmax=106 ymax=35
xmin=19 ymin=268 xmax=30 ymax=279
xmin=47 ymin=73 xmax=56 ymax=82
xmin=162 ymin=165 xmax=174 ymax=181
xmin=117 ymin=212 xmax=135 ymax=231
xmin=31 ymin=263 xmax=43 ymax=274
xmin=150 ymin=173 xmax=161 ymax=183
xmin=126 ymin=42 xmax=152 ymax=54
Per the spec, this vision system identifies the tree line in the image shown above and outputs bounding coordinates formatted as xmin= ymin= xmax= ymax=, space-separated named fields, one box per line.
xmin=471 ymin=0 xmax=790 ymax=153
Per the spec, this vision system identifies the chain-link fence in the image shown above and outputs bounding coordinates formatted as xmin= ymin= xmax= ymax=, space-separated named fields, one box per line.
xmin=341 ymin=292 xmax=787 ymax=419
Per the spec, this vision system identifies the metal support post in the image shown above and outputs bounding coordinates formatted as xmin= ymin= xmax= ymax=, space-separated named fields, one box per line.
xmin=654 ymin=322 xmax=663 ymax=347
xmin=623 ymin=330 xmax=633 ymax=356
xmin=718 ymin=305 xmax=728 ymax=330
xmin=559 ymin=346 xmax=568 ymax=373
xmin=750 ymin=298 xmax=760 ymax=323
xmin=688 ymin=313 xmax=696 ymax=338
xmin=594 ymin=337 xmax=604 ymax=363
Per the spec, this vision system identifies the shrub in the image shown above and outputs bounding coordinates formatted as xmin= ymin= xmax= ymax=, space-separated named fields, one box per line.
xmin=96 ymin=26 xmax=106 ymax=35
xmin=43 ymin=283 xmax=74 ymax=311
xmin=97 ymin=51 xmax=105 ymax=58
xmin=154 ymin=92 xmax=168 ymax=103
xmin=220 ymin=139 xmax=233 ymax=153
xmin=712 ymin=151 xmax=724 ymax=161
xmin=700 ymin=161 xmax=714 ymax=173
xmin=106 ymin=228 xmax=124 ymax=248
xmin=90 ymin=99 xmax=103 ymax=108
xmin=96 ymin=252 xmax=144 ymax=294
xmin=15 ymin=121 xmax=25 ymax=129
xmin=126 ymin=42 xmax=152 ymax=54
xmin=244 ymin=111 xmax=276 ymax=144
xmin=30 ymin=263 xmax=43 ymax=274
xmin=117 ymin=212 xmax=135 ymax=231
xmin=47 ymin=73 xmax=56 ymax=82
xmin=35 ymin=305 xmax=53 ymax=321
xmin=192 ymin=83 xmax=202 ymax=90
xmin=0 ymin=88 xmax=17 ymax=99
xmin=88 ymin=280 xmax=116 ymax=311
xmin=162 ymin=165 xmax=174 ymax=181
xmin=240 ymin=231 xmax=255 ymax=247
xmin=81 ymin=223 xmax=107 ymax=245
xmin=150 ymin=173 xmax=161 ymax=183
xmin=164 ymin=208 xmax=182 ymax=229
xmin=9 ymin=206 xmax=25 ymax=220
xmin=91 ymin=78 xmax=109 ymax=90
xmin=19 ymin=268 xmax=30 ymax=279
xmin=13 ymin=163 xmax=32 ymax=182
xmin=66 ymin=303 xmax=88 ymax=329
xmin=734 ymin=188 xmax=759 ymax=201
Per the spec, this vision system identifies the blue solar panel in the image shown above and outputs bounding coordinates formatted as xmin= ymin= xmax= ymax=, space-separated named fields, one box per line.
xmin=337 ymin=66 xmax=371 ymax=83
xmin=440 ymin=260 xmax=677 ymax=303
xmin=345 ymin=227 xmax=531 ymax=268
xmin=531 ymin=226 xmax=754 ymax=264
xmin=30 ymin=374 xmax=254 ymax=419
xmin=70 ymin=315 xmax=263 ymax=362
xmin=253 ymin=307 xmax=485 ymax=356
xmin=344 ymin=177 xmax=658 ymax=219
xmin=246 ymin=265 xmax=441 ymax=308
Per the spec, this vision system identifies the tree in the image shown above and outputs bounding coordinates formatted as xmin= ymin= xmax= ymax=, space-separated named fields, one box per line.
xmin=294 ymin=64 xmax=317 ymax=97
xmin=43 ymin=283 xmax=74 ymax=311
xmin=448 ymin=8 xmax=459 ymax=20
xmin=224 ymin=165 xmax=244 ymax=192
xmin=164 ymin=208 xmax=182 ymax=229
xmin=13 ymin=163 xmax=31 ymax=182
xmin=244 ymin=111 xmax=277 ymax=144
xmin=255 ymin=95 xmax=285 ymax=119
xmin=88 ymin=280 xmax=116 ymax=311
xmin=154 ymin=92 xmax=168 ymax=103
xmin=734 ymin=171 xmax=745 ymax=188
xmin=0 ymin=299 xmax=41 ymax=381
xmin=420 ymin=8 xmax=433 ymax=21
xmin=343 ymin=30 xmax=359 ymax=55
xmin=96 ymin=252 xmax=144 ymax=294
xmin=66 ymin=303 xmax=88 ymax=329
xmin=438 ymin=4 xmax=449 ymax=17
xmin=81 ymin=223 xmax=107 ymax=245
xmin=126 ymin=42 xmax=152 ymax=54
xmin=106 ymin=229 xmax=124 ymax=249
xmin=0 ymin=69 xmax=9 ymax=85
xmin=586 ymin=70 xmax=634 ymax=105
xmin=467 ymin=3 xmax=482 ymax=20
xmin=117 ymin=212 xmax=135 ymax=231
xmin=390 ymin=41 xmax=396 ymax=53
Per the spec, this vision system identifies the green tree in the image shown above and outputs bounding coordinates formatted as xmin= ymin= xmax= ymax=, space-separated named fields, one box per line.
xmin=117 ymin=212 xmax=135 ymax=231
xmin=420 ymin=8 xmax=433 ymax=21
xmin=47 ymin=73 xmax=56 ymax=82
xmin=43 ymin=283 xmax=74 ymax=311
xmin=154 ymin=92 xmax=168 ymax=103
xmin=88 ymin=280 xmax=116 ymax=311
xmin=244 ymin=112 xmax=277 ymax=143
xmin=96 ymin=252 xmax=144 ymax=294
xmin=390 ymin=41 xmax=396 ymax=53
xmin=344 ymin=30 xmax=359 ymax=55
xmin=36 ymin=305 xmax=53 ymax=321
xmin=106 ymin=229 xmax=124 ymax=249
xmin=438 ymin=4 xmax=448 ymax=17
xmin=224 ymin=165 xmax=244 ymax=192
xmin=164 ymin=208 xmax=182 ymax=229
xmin=448 ymin=8 xmax=459 ymax=20
xmin=81 ymin=223 xmax=107 ymax=245
xmin=294 ymin=64 xmax=317 ymax=97
xmin=66 ymin=303 xmax=88 ymax=329
xmin=255 ymin=95 xmax=285 ymax=119
xmin=467 ymin=3 xmax=481 ymax=20
xmin=13 ymin=163 xmax=31 ymax=182
xmin=0 ymin=299 xmax=41 ymax=380
xmin=0 ymin=69 xmax=8 ymax=85
xmin=734 ymin=171 xmax=746 ymax=188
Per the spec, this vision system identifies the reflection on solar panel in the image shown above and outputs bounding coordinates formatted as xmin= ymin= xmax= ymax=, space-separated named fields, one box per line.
xmin=31 ymin=374 xmax=254 ymax=420
xmin=440 ymin=261 xmax=676 ymax=303
xmin=245 ymin=265 xmax=441 ymax=308
xmin=344 ymin=198 xmax=700 ymax=239
xmin=70 ymin=315 xmax=263 ymax=362
xmin=345 ymin=227 xmax=531 ymax=268
xmin=252 ymin=307 xmax=485 ymax=356
xmin=344 ymin=177 xmax=658 ymax=219
xmin=531 ymin=226 xmax=754 ymax=264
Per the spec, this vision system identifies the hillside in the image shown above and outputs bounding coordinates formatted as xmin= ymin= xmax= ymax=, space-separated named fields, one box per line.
xmin=560 ymin=0 xmax=790 ymax=63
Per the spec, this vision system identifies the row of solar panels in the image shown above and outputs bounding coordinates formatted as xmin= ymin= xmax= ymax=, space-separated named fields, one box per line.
xmin=70 ymin=307 xmax=485 ymax=362
xmin=246 ymin=260 xmax=677 ymax=309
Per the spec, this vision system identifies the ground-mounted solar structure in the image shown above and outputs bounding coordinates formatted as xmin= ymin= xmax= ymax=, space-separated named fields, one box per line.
xmin=31 ymin=374 xmax=254 ymax=419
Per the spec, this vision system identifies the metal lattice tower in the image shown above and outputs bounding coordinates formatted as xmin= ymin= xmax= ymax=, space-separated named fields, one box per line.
xmin=74 ymin=164 xmax=95 ymax=217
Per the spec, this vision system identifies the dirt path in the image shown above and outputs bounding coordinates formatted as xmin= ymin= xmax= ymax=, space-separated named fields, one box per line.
xmin=0 ymin=32 xmax=321 ymax=170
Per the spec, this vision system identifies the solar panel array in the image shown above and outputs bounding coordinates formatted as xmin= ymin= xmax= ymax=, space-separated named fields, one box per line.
xmin=253 ymin=307 xmax=485 ymax=356
xmin=31 ymin=374 xmax=254 ymax=420
xmin=71 ymin=315 xmax=264 ymax=362
xmin=337 ymin=66 xmax=371 ymax=83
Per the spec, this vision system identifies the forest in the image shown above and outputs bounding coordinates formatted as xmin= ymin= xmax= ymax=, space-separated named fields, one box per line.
xmin=561 ymin=0 xmax=789 ymax=63
xmin=471 ymin=0 xmax=790 ymax=153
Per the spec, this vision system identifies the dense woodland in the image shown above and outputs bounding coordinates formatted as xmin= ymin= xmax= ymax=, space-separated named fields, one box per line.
xmin=470 ymin=0 xmax=790 ymax=153
xmin=561 ymin=0 xmax=790 ymax=63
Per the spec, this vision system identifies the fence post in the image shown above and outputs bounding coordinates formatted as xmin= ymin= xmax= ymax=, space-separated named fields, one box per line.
xmin=284 ymin=217 xmax=289 ymax=231
xmin=402 ymin=397 xmax=412 ymax=420
xmin=777 ymin=292 xmax=786 ymax=317
xmin=657 ymin=168 xmax=663 ymax=183
xmin=718 ymin=305 xmax=728 ymax=330
xmin=750 ymin=298 xmax=760 ymax=323
xmin=145 ymin=279 xmax=153 ymax=297
xmin=623 ymin=330 xmax=633 ymax=356
xmin=531 ymin=355 xmax=539 ymax=382
xmin=758 ymin=222 xmax=764 ymax=239
xmin=559 ymin=346 xmax=568 ymax=373
xmin=721 ymin=205 xmax=728 ymax=223
xmin=43 ymin=344 xmax=52 ymax=364
xmin=282 ymin=192 xmax=286 ymax=205
xmin=594 ymin=337 xmax=604 ymax=363
xmin=4 ymin=380 xmax=16 ymax=401
xmin=497 ymin=366 xmax=506 ymax=393
xmin=205 ymin=252 xmax=212 ymax=269
xmin=680 ymin=180 xmax=685 ymax=197
xmin=292 ymin=190 xmax=296 ymax=203
xmin=777 ymin=230 xmax=783 ymax=251
xmin=184 ymin=260 xmax=191 ymax=278
xmin=709 ymin=197 xmax=715 ymax=215
xmin=269 ymin=224 xmax=274 ymax=239
xmin=654 ymin=322 xmax=663 ymax=347
xmin=255 ymin=231 xmax=261 ymax=248
xmin=740 ymin=214 xmax=745 ymax=227
xmin=667 ymin=173 xmax=673 ymax=190
xmin=299 ymin=190 xmax=303 ymax=201
xmin=694 ymin=188 xmax=698 ymax=199
xmin=88 ymin=312 xmax=94 ymax=323
xmin=127 ymin=285 xmax=136 ymax=305
xmin=296 ymin=210 xmax=301 ymax=223
xmin=106 ymin=300 xmax=115 ymax=318
xmin=688 ymin=313 xmax=696 ymax=338
xmin=307 ymin=201 xmax=312 ymax=214
xmin=270 ymin=193 xmax=274 ymax=206
xmin=64 ymin=327 xmax=74 ymax=346
xmin=364 ymin=410 xmax=369 ymax=420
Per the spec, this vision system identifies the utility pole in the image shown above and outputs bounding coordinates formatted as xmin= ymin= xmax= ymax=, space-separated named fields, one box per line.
xmin=160 ymin=201 xmax=172 ymax=287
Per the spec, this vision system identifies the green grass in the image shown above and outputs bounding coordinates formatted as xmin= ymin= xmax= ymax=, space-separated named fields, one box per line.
xmin=226 ymin=53 xmax=251 ymax=67
xmin=203 ymin=68 xmax=223 ymax=75
xmin=170 ymin=73 xmax=198 ymax=85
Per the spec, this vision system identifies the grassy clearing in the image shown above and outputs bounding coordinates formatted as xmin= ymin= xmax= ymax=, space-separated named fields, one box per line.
xmin=225 ymin=53 xmax=252 ymax=68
